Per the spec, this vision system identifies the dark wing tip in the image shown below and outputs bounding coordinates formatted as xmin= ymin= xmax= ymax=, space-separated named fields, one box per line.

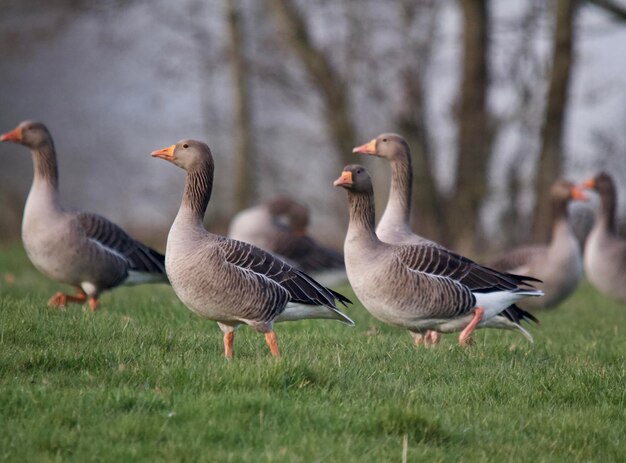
xmin=503 ymin=304 xmax=540 ymax=326
xmin=328 ymin=288 xmax=352 ymax=306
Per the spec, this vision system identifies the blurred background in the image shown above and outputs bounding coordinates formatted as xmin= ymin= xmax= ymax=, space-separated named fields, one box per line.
xmin=1 ymin=0 xmax=625 ymax=256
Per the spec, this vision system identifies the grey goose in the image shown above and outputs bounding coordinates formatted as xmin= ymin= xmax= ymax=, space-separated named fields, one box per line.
xmin=151 ymin=140 xmax=353 ymax=359
xmin=0 ymin=121 xmax=167 ymax=311
xmin=353 ymin=133 xmax=539 ymax=343
xmin=334 ymin=164 xmax=543 ymax=346
xmin=486 ymin=179 xmax=587 ymax=309
xmin=228 ymin=196 xmax=345 ymax=277
xmin=580 ymin=172 xmax=626 ymax=302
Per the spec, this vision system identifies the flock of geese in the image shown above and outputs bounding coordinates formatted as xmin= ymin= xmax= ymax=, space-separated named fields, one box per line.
xmin=2 ymin=120 xmax=625 ymax=358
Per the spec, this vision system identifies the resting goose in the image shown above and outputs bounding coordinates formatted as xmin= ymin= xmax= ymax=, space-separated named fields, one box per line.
xmin=486 ymin=179 xmax=586 ymax=309
xmin=353 ymin=133 xmax=539 ymax=343
xmin=334 ymin=164 xmax=542 ymax=346
xmin=228 ymin=196 xmax=345 ymax=276
xmin=151 ymin=139 xmax=353 ymax=359
xmin=0 ymin=121 xmax=167 ymax=311
xmin=580 ymin=172 xmax=626 ymax=302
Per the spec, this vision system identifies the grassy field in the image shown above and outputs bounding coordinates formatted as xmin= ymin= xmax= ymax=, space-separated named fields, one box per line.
xmin=1 ymin=244 xmax=625 ymax=462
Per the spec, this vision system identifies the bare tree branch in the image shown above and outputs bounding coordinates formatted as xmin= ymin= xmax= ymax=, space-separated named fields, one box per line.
xmin=265 ymin=0 xmax=357 ymax=166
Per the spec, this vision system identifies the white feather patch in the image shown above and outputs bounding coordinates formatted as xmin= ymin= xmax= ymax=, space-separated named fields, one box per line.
xmin=473 ymin=290 xmax=543 ymax=319
xmin=81 ymin=281 xmax=98 ymax=297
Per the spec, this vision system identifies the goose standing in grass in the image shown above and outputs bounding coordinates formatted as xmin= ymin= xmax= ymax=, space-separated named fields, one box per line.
xmin=228 ymin=196 xmax=345 ymax=279
xmin=486 ymin=179 xmax=587 ymax=309
xmin=150 ymin=140 xmax=353 ymax=358
xmin=0 ymin=121 xmax=167 ymax=311
xmin=353 ymin=134 xmax=539 ymax=344
xmin=334 ymin=164 xmax=542 ymax=346
xmin=580 ymin=172 xmax=626 ymax=302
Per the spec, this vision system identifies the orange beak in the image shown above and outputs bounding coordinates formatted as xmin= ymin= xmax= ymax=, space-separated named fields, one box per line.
xmin=333 ymin=170 xmax=353 ymax=187
xmin=151 ymin=144 xmax=175 ymax=160
xmin=570 ymin=186 xmax=588 ymax=201
xmin=581 ymin=178 xmax=596 ymax=190
xmin=0 ymin=126 xmax=23 ymax=143
xmin=352 ymin=139 xmax=377 ymax=155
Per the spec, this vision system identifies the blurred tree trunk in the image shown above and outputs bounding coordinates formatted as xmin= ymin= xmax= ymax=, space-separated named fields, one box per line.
xmin=226 ymin=0 xmax=255 ymax=213
xmin=397 ymin=68 xmax=449 ymax=244
xmin=265 ymin=0 xmax=357 ymax=166
xmin=394 ymin=0 xmax=448 ymax=243
xmin=448 ymin=0 xmax=491 ymax=253
xmin=532 ymin=0 xmax=577 ymax=242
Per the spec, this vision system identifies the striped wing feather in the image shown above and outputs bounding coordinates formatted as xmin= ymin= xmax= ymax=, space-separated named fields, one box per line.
xmin=397 ymin=244 xmax=540 ymax=293
xmin=217 ymin=238 xmax=350 ymax=307
xmin=76 ymin=212 xmax=166 ymax=275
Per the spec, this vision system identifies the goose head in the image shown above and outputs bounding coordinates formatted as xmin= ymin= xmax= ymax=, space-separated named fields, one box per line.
xmin=0 ymin=120 xmax=52 ymax=149
xmin=352 ymin=133 xmax=410 ymax=162
xmin=333 ymin=164 xmax=373 ymax=194
xmin=266 ymin=196 xmax=310 ymax=234
xmin=581 ymin=172 xmax=615 ymax=200
xmin=151 ymin=139 xmax=213 ymax=171
xmin=551 ymin=178 xmax=588 ymax=204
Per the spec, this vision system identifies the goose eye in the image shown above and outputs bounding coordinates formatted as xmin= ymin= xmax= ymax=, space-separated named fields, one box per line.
xmin=183 ymin=143 xmax=189 ymax=149
xmin=382 ymin=138 xmax=387 ymax=142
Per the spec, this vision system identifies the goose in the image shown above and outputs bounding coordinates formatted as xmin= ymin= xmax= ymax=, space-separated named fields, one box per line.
xmin=580 ymin=172 xmax=626 ymax=302
xmin=353 ymin=133 xmax=539 ymax=343
xmin=334 ymin=164 xmax=542 ymax=346
xmin=352 ymin=134 xmax=436 ymax=246
xmin=150 ymin=139 xmax=353 ymax=358
xmin=228 ymin=196 xmax=345 ymax=276
xmin=0 ymin=121 xmax=167 ymax=311
xmin=486 ymin=179 xmax=586 ymax=309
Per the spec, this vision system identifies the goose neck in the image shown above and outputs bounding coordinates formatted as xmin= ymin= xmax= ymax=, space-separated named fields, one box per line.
xmin=31 ymin=143 xmax=59 ymax=191
xmin=179 ymin=162 xmax=214 ymax=225
xmin=598 ymin=189 xmax=617 ymax=232
xmin=382 ymin=155 xmax=412 ymax=227
xmin=347 ymin=189 xmax=379 ymax=243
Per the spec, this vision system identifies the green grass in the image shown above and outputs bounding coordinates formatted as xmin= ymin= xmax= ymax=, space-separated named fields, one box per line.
xmin=1 ymin=244 xmax=625 ymax=462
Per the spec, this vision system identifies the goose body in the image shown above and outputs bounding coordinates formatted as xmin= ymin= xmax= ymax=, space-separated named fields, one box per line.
xmin=151 ymin=139 xmax=352 ymax=358
xmin=228 ymin=196 xmax=345 ymax=281
xmin=352 ymin=134 xmax=539 ymax=342
xmin=486 ymin=179 xmax=585 ymax=309
xmin=335 ymin=165 xmax=542 ymax=346
xmin=1 ymin=121 xmax=167 ymax=310
xmin=581 ymin=172 xmax=626 ymax=301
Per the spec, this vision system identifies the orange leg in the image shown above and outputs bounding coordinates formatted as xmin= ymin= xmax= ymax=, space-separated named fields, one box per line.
xmin=409 ymin=331 xmax=424 ymax=346
xmin=459 ymin=307 xmax=485 ymax=347
xmin=47 ymin=290 xmax=86 ymax=308
xmin=88 ymin=297 xmax=100 ymax=312
xmin=425 ymin=330 xmax=441 ymax=347
xmin=264 ymin=331 xmax=281 ymax=358
xmin=224 ymin=332 xmax=235 ymax=360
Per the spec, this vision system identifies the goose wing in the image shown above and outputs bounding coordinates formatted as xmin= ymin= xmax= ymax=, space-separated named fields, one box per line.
xmin=397 ymin=244 xmax=539 ymax=294
xmin=217 ymin=237 xmax=350 ymax=307
xmin=75 ymin=212 xmax=166 ymax=275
